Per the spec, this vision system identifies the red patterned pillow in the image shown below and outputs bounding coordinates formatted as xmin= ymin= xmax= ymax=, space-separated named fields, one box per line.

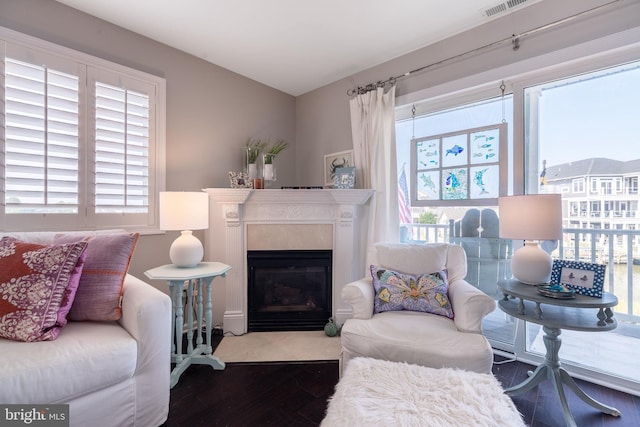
xmin=54 ymin=233 xmax=139 ymax=321
xmin=0 ymin=237 xmax=88 ymax=342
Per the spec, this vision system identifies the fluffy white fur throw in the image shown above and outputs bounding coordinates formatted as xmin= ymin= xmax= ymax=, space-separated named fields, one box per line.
xmin=321 ymin=357 xmax=526 ymax=427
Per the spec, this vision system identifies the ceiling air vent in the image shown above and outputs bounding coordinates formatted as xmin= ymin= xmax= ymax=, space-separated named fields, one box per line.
xmin=482 ymin=0 xmax=537 ymax=17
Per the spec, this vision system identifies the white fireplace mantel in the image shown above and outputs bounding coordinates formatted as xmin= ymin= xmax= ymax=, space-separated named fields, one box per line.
xmin=203 ymin=188 xmax=373 ymax=335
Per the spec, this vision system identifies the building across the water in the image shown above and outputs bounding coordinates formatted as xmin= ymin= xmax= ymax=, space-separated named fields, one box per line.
xmin=540 ymin=157 xmax=640 ymax=262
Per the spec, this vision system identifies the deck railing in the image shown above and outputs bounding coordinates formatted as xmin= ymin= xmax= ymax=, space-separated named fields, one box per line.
xmin=401 ymin=223 xmax=640 ymax=322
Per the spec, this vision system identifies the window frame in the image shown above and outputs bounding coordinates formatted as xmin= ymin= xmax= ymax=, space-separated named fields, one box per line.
xmin=0 ymin=26 xmax=166 ymax=233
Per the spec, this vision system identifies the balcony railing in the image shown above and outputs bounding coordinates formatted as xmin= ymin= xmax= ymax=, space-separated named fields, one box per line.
xmin=401 ymin=223 xmax=640 ymax=323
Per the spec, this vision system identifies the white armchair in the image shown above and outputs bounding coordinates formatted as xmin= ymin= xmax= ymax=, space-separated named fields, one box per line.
xmin=340 ymin=242 xmax=496 ymax=374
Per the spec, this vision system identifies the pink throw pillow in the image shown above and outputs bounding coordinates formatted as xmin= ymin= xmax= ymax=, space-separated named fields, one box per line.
xmin=54 ymin=233 xmax=139 ymax=321
xmin=0 ymin=237 xmax=88 ymax=342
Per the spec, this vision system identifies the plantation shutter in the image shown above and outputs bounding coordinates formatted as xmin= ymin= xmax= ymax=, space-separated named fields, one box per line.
xmin=87 ymin=67 xmax=157 ymax=228
xmin=4 ymin=57 xmax=80 ymax=213
xmin=94 ymin=82 xmax=149 ymax=213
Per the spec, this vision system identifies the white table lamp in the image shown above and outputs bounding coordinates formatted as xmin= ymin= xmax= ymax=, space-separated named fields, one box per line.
xmin=499 ymin=194 xmax=562 ymax=284
xmin=159 ymin=191 xmax=209 ymax=267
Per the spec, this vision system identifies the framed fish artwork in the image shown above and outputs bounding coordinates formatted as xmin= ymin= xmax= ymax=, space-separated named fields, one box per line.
xmin=409 ymin=123 xmax=507 ymax=206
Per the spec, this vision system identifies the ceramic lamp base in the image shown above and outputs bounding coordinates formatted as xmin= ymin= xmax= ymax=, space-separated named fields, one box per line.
xmin=170 ymin=230 xmax=204 ymax=267
xmin=511 ymin=240 xmax=553 ymax=285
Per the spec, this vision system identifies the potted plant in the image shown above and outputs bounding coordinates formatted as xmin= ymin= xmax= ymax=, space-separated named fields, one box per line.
xmin=245 ymin=138 xmax=266 ymax=179
xmin=263 ymin=139 xmax=288 ymax=182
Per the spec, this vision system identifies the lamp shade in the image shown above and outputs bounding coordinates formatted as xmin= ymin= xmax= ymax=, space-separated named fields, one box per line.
xmin=498 ymin=194 xmax=562 ymax=284
xmin=159 ymin=192 xmax=209 ymax=231
xmin=498 ymin=194 xmax=562 ymax=241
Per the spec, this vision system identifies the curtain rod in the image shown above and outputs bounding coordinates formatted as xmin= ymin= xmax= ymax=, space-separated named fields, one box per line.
xmin=346 ymin=0 xmax=621 ymax=96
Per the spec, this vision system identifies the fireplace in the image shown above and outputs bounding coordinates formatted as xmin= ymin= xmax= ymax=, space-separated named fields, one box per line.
xmin=204 ymin=188 xmax=373 ymax=335
xmin=247 ymin=250 xmax=332 ymax=331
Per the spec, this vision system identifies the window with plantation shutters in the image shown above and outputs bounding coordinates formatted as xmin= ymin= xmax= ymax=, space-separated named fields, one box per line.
xmin=1 ymin=28 xmax=166 ymax=232
xmin=4 ymin=58 xmax=80 ymax=214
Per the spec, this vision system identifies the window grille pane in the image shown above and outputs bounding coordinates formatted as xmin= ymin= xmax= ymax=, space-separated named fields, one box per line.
xmin=4 ymin=58 xmax=79 ymax=213
xmin=94 ymin=83 xmax=149 ymax=213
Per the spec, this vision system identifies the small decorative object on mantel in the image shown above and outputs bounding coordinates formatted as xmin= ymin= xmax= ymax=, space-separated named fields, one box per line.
xmin=324 ymin=317 xmax=341 ymax=337
xmin=334 ymin=167 xmax=356 ymax=189
xmin=229 ymin=171 xmax=253 ymax=188
xmin=324 ymin=149 xmax=354 ymax=187
xmin=244 ymin=138 xmax=266 ymax=180
xmin=263 ymin=139 xmax=288 ymax=186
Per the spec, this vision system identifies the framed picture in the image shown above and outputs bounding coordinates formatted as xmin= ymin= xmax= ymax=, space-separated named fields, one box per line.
xmin=228 ymin=171 xmax=253 ymax=188
xmin=324 ymin=150 xmax=354 ymax=187
xmin=550 ymin=259 xmax=606 ymax=297
xmin=334 ymin=167 xmax=356 ymax=189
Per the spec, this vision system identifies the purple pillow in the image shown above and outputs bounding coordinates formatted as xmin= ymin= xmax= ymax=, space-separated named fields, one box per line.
xmin=56 ymin=249 xmax=87 ymax=326
xmin=370 ymin=265 xmax=454 ymax=318
xmin=0 ymin=237 xmax=88 ymax=342
xmin=54 ymin=233 xmax=139 ymax=321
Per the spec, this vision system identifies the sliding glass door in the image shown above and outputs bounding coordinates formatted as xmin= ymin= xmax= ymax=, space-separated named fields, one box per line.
xmin=522 ymin=60 xmax=640 ymax=389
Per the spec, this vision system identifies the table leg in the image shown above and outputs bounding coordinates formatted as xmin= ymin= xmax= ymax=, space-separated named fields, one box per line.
xmin=196 ymin=278 xmax=203 ymax=347
xmin=204 ymin=277 xmax=214 ymax=355
xmin=559 ymin=368 xmax=621 ymax=417
xmin=170 ymin=280 xmax=185 ymax=364
xmin=505 ymin=326 xmax=620 ymax=426
xmin=186 ymin=279 xmax=194 ymax=354
xmin=168 ymin=283 xmax=176 ymax=356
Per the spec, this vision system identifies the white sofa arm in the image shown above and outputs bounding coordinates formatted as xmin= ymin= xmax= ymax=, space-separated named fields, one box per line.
xmin=449 ymin=279 xmax=496 ymax=334
xmin=118 ymin=274 xmax=171 ymax=426
xmin=342 ymin=278 xmax=375 ymax=320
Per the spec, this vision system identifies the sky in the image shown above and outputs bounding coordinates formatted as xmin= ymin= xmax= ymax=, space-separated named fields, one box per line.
xmin=537 ymin=64 xmax=640 ymax=167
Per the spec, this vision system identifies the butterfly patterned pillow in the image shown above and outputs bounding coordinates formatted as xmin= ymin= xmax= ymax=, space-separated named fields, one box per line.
xmin=370 ymin=265 xmax=454 ymax=318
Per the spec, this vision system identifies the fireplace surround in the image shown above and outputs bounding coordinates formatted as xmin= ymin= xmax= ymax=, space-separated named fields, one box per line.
xmin=247 ymin=249 xmax=332 ymax=331
xmin=204 ymin=188 xmax=373 ymax=335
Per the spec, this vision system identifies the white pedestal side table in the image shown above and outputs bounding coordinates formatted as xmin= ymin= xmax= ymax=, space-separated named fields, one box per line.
xmin=497 ymin=279 xmax=620 ymax=427
xmin=145 ymin=262 xmax=231 ymax=388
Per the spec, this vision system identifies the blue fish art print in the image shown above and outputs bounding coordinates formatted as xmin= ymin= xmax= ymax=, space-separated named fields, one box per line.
xmin=446 ymin=145 xmax=464 ymax=156
xmin=420 ymin=174 xmax=436 ymax=192
xmin=474 ymin=168 xmax=489 ymax=194
xmin=479 ymin=143 xmax=492 ymax=149
xmin=485 ymin=153 xmax=496 ymax=159
xmin=445 ymin=172 xmax=461 ymax=189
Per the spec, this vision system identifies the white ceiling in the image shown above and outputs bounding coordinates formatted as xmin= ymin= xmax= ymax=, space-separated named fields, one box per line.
xmin=55 ymin=0 xmax=542 ymax=96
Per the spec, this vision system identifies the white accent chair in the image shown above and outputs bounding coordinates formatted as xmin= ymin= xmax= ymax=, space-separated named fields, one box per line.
xmin=340 ymin=242 xmax=496 ymax=374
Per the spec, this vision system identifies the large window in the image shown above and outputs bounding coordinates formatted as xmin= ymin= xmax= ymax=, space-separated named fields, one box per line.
xmin=396 ymin=36 xmax=640 ymax=394
xmin=1 ymin=27 xmax=165 ymax=232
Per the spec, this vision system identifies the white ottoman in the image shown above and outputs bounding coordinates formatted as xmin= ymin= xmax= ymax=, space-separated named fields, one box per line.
xmin=321 ymin=357 xmax=526 ymax=427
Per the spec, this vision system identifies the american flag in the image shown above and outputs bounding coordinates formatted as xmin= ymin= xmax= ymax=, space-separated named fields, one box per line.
xmin=398 ymin=167 xmax=412 ymax=224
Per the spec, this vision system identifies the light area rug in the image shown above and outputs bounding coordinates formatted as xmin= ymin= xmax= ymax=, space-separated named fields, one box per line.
xmin=530 ymin=327 xmax=640 ymax=380
xmin=321 ymin=357 xmax=526 ymax=427
xmin=213 ymin=331 xmax=341 ymax=363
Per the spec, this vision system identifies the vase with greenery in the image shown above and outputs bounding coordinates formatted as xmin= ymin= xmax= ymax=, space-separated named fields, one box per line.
xmin=263 ymin=139 xmax=287 ymax=183
xmin=245 ymin=138 xmax=265 ymax=179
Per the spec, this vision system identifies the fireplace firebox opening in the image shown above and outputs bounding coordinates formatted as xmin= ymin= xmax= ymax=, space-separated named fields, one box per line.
xmin=247 ymin=250 xmax=332 ymax=332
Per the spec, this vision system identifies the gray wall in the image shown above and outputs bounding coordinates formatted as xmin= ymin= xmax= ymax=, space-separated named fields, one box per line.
xmin=0 ymin=0 xmax=297 ymax=289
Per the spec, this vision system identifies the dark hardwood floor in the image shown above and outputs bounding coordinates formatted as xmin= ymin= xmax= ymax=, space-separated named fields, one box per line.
xmin=162 ymin=341 xmax=639 ymax=427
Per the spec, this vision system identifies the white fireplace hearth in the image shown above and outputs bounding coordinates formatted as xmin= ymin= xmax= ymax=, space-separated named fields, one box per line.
xmin=203 ymin=188 xmax=373 ymax=335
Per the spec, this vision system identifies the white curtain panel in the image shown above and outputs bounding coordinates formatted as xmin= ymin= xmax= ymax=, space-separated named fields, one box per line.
xmin=349 ymin=86 xmax=400 ymax=263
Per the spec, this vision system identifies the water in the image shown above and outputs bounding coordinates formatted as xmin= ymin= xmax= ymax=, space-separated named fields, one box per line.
xmin=607 ymin=263 xmax=640 ymax=318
